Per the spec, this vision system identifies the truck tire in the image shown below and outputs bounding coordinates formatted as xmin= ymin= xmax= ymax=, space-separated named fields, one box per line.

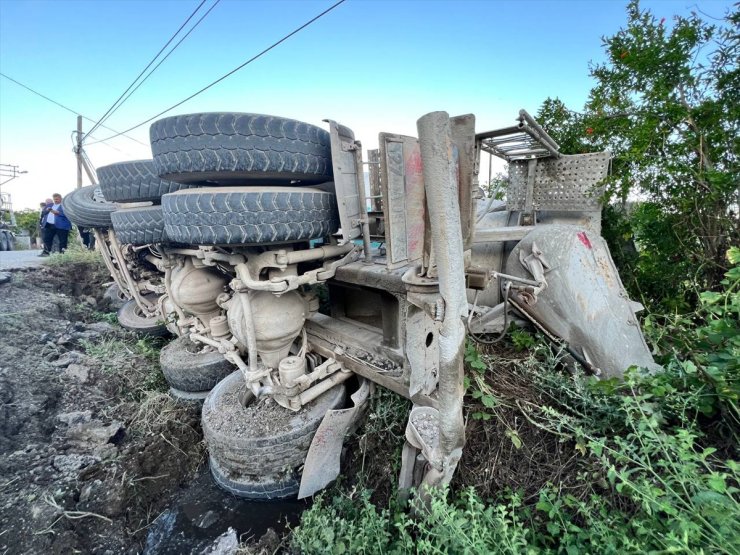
xmin=159 ymin=336 xmax=234 ymax=392
xmin=117 ymin=296 xmax=168 ymax=336
xmin=98 ymin=159 xmax=197 ymax=203
xmin=102 ymin=283 xmax=129 ymax=311
xmin=62 ymin=186 xmax=116 ymax=228
xmin=168 ymin=387 xmax=209 ymax=405
xmin=111 ymin=206 xmax=166 ymax=245
xmin=202 ymin=370 xmax=346 ymax=499
xmin=150 ymin=113 xmax=333 ymax=185
xmin=162 ymin=187 xmax=339 ymax=245
xmin=209 ymin=456 xmax=301 ymax=500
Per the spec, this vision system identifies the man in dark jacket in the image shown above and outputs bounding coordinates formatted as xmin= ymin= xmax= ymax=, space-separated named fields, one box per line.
xmin=40 ymin=193 xmax=72 ymax=256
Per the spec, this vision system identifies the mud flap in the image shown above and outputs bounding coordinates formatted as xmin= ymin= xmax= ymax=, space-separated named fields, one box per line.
xmin=398 ymin=406 xmax=440 ymax=497
xmin=506 ymin=224 xmax=659 ymax=378
xmin=298 ymin=378 xmax=372 ymax=499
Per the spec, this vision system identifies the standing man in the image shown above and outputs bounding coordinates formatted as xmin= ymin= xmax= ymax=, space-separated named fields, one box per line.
xmin=78 ymin=226 xmax=94 ymax=250
xmin=38 ymin=199 xmax=52 ymax=249
xmin=40 ymin=193 xmax=71 ymax=256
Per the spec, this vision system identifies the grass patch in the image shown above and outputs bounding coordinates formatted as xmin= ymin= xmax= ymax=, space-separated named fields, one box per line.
xmin=80 ymin=333 xmax=169 ymax=401
xmin=291 ymin=250 xmax=740 ymax=554
xmin=43 ymin=244 xmax=105 ymax=269
xmin=91 ymin=310 xmax=119 ymax=325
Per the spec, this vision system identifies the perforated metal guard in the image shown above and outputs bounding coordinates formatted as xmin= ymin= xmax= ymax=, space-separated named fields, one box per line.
xmin=507 ymin=152 xmax=610 ymax=211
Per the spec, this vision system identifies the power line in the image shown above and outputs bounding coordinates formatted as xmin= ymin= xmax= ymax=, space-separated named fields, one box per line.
xmin=86 ymin=0 xmax=208 ymax=138
xmin=0 ymin=72 xmax=149 ymax=147
xmin=70 ymin=130 xmax=135 ymax=158
xmin=86 ymin=0 xmax=347 ymax=146
xmin=100 ymin=0 xmax=221 ymax=133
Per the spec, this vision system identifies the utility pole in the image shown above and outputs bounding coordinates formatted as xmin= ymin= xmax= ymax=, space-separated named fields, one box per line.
xmin=76 ymin=116 xmax=83 ymax=188
xmin=0 ymin=163 xmax=27 ymax=227
xmin=73 ymin=116 xmax=98 ymax=186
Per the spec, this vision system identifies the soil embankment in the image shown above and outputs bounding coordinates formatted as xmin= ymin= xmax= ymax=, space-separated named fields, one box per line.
xmin=0 ymin=263 xmax=202 ymax=554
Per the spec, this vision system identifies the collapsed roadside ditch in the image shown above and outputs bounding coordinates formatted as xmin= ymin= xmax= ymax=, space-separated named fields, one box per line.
xmin=0 ymin=263 xmax=198 ymax=553
xmin=0 ymin=256 xmax=404 ymax=554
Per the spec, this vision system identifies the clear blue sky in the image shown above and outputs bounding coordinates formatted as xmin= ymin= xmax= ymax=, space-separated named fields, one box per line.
xmin=0 ymin=0 xmax=732 ymax=209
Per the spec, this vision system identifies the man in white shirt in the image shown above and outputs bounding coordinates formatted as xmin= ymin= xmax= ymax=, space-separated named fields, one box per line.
xmin=39 ymin=193 xmax=72 ymax=256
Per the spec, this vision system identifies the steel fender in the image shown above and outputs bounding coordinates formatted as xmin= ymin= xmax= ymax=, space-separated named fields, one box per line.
xmin=505 ymin=224 xmax=658 ymax=378
xmin=298 ymin=378 xmax=372 ymax=499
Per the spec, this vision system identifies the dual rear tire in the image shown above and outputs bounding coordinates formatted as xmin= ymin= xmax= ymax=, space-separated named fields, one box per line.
xmin=202 ymin=371 xmax=346 ymax=499
xmin=103 ymin=114 xmax=338 ymax=246
xmin=159 ymin=336 xmax=234 ymax=401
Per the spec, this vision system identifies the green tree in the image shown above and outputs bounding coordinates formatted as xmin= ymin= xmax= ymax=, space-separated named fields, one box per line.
xmin=13 ymin=208 xmax=43 ymax=240
xmin=537 ymin=1 xmax=739 ymax=309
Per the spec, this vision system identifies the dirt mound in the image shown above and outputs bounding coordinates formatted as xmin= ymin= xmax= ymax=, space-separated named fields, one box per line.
xmin=0 ymin=267 xmax=203 ymax=554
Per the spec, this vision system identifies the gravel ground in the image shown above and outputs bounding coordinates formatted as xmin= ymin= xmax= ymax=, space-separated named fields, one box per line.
xmin=0 ymin=249 xmax=46 ymax=270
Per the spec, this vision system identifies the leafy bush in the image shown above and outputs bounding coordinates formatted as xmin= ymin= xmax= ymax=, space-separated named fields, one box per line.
xmin=538 ymin=2 xmax=739 ymax=310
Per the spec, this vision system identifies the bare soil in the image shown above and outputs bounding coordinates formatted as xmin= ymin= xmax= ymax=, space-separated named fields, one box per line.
xmin=205 ymin=382 xmax=310 ymax=438
xmin=0 ymin=265 xmax=203 ymax=555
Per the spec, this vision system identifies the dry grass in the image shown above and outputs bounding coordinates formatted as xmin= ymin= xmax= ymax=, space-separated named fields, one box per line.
xmin=453 ymin=341 xmax=598 ymax=504
xmin=130 ymin=392 xmax=192 ymax=436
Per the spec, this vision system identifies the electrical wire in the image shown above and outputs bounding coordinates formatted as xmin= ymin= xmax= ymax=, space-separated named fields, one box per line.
xmin=85 ymin=0 xmax=208 ymax=139
xmin=468 ymin=281 xmax=512 ymax=345
xmin=70 ymin=129 xmax=135 ymax=157
xmin=82 ymin=150 xmax=97 ymax=173
xmin=98 ymin=0 xmax=221 ymax=133
xmin=0 ymin=72 xmax=149 ymax=147
xmin=85 ymin=0 xmax=347 ymax=146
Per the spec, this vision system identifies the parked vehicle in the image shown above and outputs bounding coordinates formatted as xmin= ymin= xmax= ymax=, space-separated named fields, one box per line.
xmin=0 ymin=190 xmax=16 ymax=251
xmin=64 ymin=109 xmax=658 ymax=501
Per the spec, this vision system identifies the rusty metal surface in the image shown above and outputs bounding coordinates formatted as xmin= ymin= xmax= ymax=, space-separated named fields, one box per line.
xmin=367 ymin=149 xmax=383 ymax=213
xmin=507 ymin=152 xmax=610 ymax=212
xmin=406 ymin=307 xmax=440 ymax=397
xmin=325 ymin=120 xmax=363 ymax=242
xmin=379 ymin=133 xmax=426 ymax=269
xmin=416 ymin=111 xmax=467 ymax=492
xmin=505 ymin=224 xmax=659 ymax=377
xmin=449 ymin=114 xmax=476 ymax=250
xmin=298 ymin=378 xmax=372 ymax=499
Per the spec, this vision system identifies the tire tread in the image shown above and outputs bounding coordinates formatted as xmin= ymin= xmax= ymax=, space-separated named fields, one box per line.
xmin=98 ymin=159 xmax=197 ymax=203
xmin=162 ymin=188 xmax=338 ymax=245
xmin=111 ymin=206 xmax=166 ymax=245
xmin=150 ymin=113 xmax=333 ymax=185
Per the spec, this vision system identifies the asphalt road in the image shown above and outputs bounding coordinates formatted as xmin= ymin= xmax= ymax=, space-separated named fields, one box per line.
xmin=0 ymin=249 xmax=47 ymax=270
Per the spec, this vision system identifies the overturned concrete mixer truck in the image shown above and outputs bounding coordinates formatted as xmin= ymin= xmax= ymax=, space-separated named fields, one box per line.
xmin=62 ymin=109 xmax=658 ymax=500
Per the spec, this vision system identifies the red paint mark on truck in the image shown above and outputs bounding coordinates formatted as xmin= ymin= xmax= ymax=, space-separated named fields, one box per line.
xmin=577 ymin=231 xmax=592 ymax=249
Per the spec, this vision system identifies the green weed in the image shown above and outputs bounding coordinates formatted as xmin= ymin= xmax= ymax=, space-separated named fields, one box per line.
xmin=292 ymin=249 xmax=740 ymax=554
xmin=43 ymin=244 xmax=105 ymax=269
xmin=80 ymin=333 xmax=168 ymax=400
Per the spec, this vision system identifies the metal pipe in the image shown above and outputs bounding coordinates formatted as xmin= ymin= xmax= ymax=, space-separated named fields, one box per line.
xmin=93 ymin=229 xmax=129 ymax=298
xmin=233 ymin=263 xmax=262 ymax=395
xmin=107 ymin=230 xmax=155 ymax=313
xmin=298 ymin=370 xmax=352 ymax=406
xmin=475 ymin=125 xmax=524 ymax=140
xmin=360 ymin=218 xmax=373 ymax=263
xmin=189 ymin=333 xmax=221 ymax=351
xmin=491 ymin=271 xmax=542 ymax=288
xmin=518 ymin=109 xmax=561 ymax=154
xmin=284 ymin=243 xmax=353 ymax=265
xmin=352 ymin=145 xmax=374 ymax=263
xmin=416 ymin=111 xmax=467 ymax=486
xmin=144 ymin=254 xmax=165 ymax=271
xmin=515 ymin=128 xmax=560 ymax=159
